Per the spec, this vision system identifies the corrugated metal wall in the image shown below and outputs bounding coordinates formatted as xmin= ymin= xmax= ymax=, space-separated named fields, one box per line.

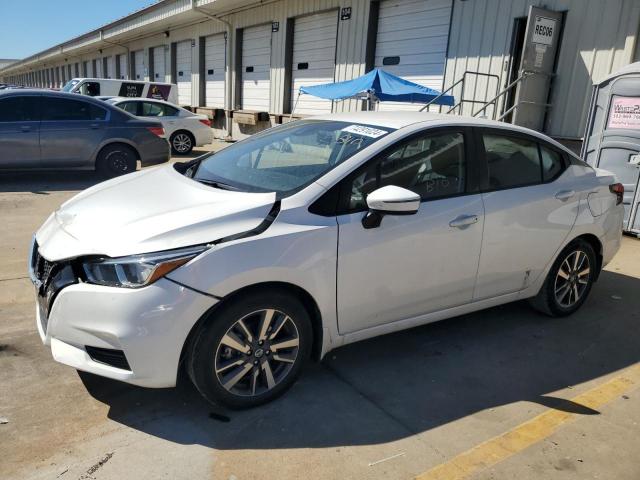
xmin=208 ymin=0 xmax=371 ymax=114
xmin=2 ymin=0 xmax=372 ymax=115
xmin=6 ymin=0 xmax=639 ymax=141
xmin=444 ymin=0 xmax=640 ymax=138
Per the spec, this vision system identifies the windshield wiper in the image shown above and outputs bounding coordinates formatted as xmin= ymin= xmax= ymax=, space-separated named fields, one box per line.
xmin=185 ymin=157 xmax=205 ymax=178
xmin=195 ymin=178 xmax=241 ymax=191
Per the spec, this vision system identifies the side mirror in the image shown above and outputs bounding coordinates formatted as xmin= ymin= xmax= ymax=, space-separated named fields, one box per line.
xmin=362 ymin=185 xmax=420 ymax=229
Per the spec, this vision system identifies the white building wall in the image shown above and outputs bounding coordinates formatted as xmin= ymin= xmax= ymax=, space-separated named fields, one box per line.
xmin=444 ymin=0 xmax=640 ymax=138
xmin=5 ymin=0 xmax=638 ymax=140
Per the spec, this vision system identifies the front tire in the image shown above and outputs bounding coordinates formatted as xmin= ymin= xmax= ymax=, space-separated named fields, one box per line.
xmin=529 ymin=239 xmax=597 ymax=317
xmin=170 ymin=131 xmax=194 ymax=155
xmin=188 ymin=290 xmax=312 ymax=409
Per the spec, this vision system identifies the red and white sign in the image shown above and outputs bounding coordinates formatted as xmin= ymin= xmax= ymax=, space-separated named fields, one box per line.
xmin=608 ymin=96 xmax=640 ymax=130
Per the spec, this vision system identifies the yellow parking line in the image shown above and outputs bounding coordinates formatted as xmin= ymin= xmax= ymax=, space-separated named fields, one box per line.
xmin=416 ymin=363 xmax=640 ymax=480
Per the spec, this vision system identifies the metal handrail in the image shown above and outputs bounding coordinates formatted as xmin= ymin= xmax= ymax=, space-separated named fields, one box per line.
xmin=472 ymin=70 xmax=539 ymax=118
xmin=420 ymin=71 xmax=500 ymax=114
xmin=419 ymin=77 xmax=464 ymax=111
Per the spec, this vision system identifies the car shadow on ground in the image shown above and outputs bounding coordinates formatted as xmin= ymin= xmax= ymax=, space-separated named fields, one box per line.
xmin=0 ymin=171 xmax=105 ymax=193
xmin=0 ymin=151 xmax=211 ymax=194
xmin=79 ymin=271 xmax=640 ymax=451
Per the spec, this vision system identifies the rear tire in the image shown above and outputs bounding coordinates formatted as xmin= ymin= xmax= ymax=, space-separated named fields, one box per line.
xmin=96 ymin=144 xmax=137 ymax=178
xmin=529 ymin=239 xmax=597 ymax=317
xmin=170 ymin=131 xmax=194 ymax=155
xmin=188 ymin=289 xmax=312 ymax=409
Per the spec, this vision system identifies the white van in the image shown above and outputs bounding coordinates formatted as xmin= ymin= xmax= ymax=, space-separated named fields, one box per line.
xmin=62 ymin=78 xmax=179 ymax=104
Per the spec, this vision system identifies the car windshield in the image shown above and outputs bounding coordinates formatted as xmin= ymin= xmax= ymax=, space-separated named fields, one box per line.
xmin=192 ymin=120 xmax=393 ymax=197
xmin=62 ymin=80 xmax=80 ymax=92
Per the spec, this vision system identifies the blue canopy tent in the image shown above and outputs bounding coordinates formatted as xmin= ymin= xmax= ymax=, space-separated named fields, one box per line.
xmin=295 ymin=68 xmax=454 ymax=114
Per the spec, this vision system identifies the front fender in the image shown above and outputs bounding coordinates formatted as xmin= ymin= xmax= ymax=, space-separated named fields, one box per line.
xmin=166 ymin=209 xmax=339 ymax=354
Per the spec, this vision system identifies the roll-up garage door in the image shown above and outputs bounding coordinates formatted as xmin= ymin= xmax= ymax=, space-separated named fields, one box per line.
xmin=375 ymin=0 xmax=451 ymax=111
xmin=104 ymin=57 xmax=112 ymax=79
xmin=118 ymin=55 xmax=127 ymax=79
xmin=204 ymin=34 xmax=226 ymax=108
xmin=94 ymin=58 xmax=103 ymax=78
xmin=291 ymin=11 xmax=338 ymax=115
xmin=134 ymin=50 xmax=144 ymax=80
xmin=153 ymin=46 xmax=166 ymax=82
xmin=241 ymin=24 xmax=271 ymax=112
xmin=176 ymin=40 xmax=193 ymax=105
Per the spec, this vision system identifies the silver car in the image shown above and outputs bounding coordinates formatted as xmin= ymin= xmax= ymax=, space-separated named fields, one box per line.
xmin=0 ymin=90 xmax=170 ymax=177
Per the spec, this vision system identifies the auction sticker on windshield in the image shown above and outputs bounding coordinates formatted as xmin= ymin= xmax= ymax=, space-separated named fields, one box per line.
xmin=342 ymin=125 xmax=388 ymax=138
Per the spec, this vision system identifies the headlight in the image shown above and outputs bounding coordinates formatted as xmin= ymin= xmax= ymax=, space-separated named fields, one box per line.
xmin=83 ymin=245 xmax=207 ymax=288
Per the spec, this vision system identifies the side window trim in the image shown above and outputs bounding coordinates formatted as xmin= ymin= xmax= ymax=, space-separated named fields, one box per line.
xmin=164 ymin=105 xmax=179 ymax=116
xmin=40 ymin=96 xmax=109 ymax=122
xmin=88 ymin=102 xmax=109 ymax=122
xmin=335 ymin=126 xmax=475 ymax=216
xmin=538 ymin=142 xmax=570 ymax=183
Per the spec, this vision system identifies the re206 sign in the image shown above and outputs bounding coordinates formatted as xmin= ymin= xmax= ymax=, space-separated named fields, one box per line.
xmin=532 ymin=16 xmax=556 ymax=46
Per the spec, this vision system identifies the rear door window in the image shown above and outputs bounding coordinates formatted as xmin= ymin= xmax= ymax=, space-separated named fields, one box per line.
xmin=482 ymin=133 xmax=541 ymax=189
xmin=41 ymin=98 xmax=107 ymax=121
xmin=140 ymin=102 xmax=165 ymax=117
xmin=0 ymin=96 xmax=39 ymax=122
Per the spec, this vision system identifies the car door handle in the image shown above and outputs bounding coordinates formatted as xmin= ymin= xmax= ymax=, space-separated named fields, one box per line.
xmin=20 ymin=125 xmax=31 ymax=132
xmin=449 ymin=214 xmax=479 ymax=229
xmin=89 ymin=123 xmax=100 ymax=129
xmin=555 ymin=190 xmax=575 ymax=201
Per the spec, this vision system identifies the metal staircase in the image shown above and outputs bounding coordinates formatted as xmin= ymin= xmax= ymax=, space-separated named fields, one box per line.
xmin=421 ymin=70 xmax=549 ymax=123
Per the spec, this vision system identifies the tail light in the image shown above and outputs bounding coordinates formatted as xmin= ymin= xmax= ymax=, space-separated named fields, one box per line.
xmin=609 ymin=183 xmax=624 ymax=205
xmin=147 ymin=126 xmax=165 ymax=138
xmin=199 ymin=119 xmax=212 ymax=127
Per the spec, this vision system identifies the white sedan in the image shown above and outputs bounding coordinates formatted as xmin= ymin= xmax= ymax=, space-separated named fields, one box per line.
xmin=107 ymin=97 xmax=214 ymax=155
xmin=30 ymin=112 xmax=624 ymax=408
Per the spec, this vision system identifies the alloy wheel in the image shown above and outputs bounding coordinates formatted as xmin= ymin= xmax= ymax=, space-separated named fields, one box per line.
xmin=554 ymin=249 xmax=590 ymax=308
xmin=214 ymin=309 xmax=300 ymax=397
xmin=109 ymin=153 xmax=130 ymax=173
xmin=173 ymin=133 xmax=192 ymax=153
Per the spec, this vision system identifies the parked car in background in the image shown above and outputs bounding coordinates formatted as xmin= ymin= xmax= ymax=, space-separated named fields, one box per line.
xmin=0 ymin=90 xmax=170 ymax=176
xmin=106 ymin=97 xmax=214 ymax=155
xmin=30 ymin=112 xmax=623 ymax=408
xmin=62 ymin=78 xmax=179 ymax=104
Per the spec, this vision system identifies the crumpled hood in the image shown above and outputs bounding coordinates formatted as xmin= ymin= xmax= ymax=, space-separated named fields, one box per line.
xmin=36 ymin=164 xmax=276 ymax=261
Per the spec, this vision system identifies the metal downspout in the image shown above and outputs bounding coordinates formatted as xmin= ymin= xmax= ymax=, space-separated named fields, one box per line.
xmin=192 ymin=1 xmax=233 ymax=139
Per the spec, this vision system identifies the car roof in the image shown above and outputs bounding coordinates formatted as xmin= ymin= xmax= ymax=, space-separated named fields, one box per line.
xmin=311 ymin=110 xmax=523 ymax=129
xmin=110 ymin=97 xmax=173 ymax=105
xmin=310 ymin=111 xmax=577 ymax=158
xmin=0 ymin=89 xmax=126 ymax=111
xmin=0 ymin=88 xmax=45 ymax=96
xmin=71 ymin=78 xmax=174 ymax=86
